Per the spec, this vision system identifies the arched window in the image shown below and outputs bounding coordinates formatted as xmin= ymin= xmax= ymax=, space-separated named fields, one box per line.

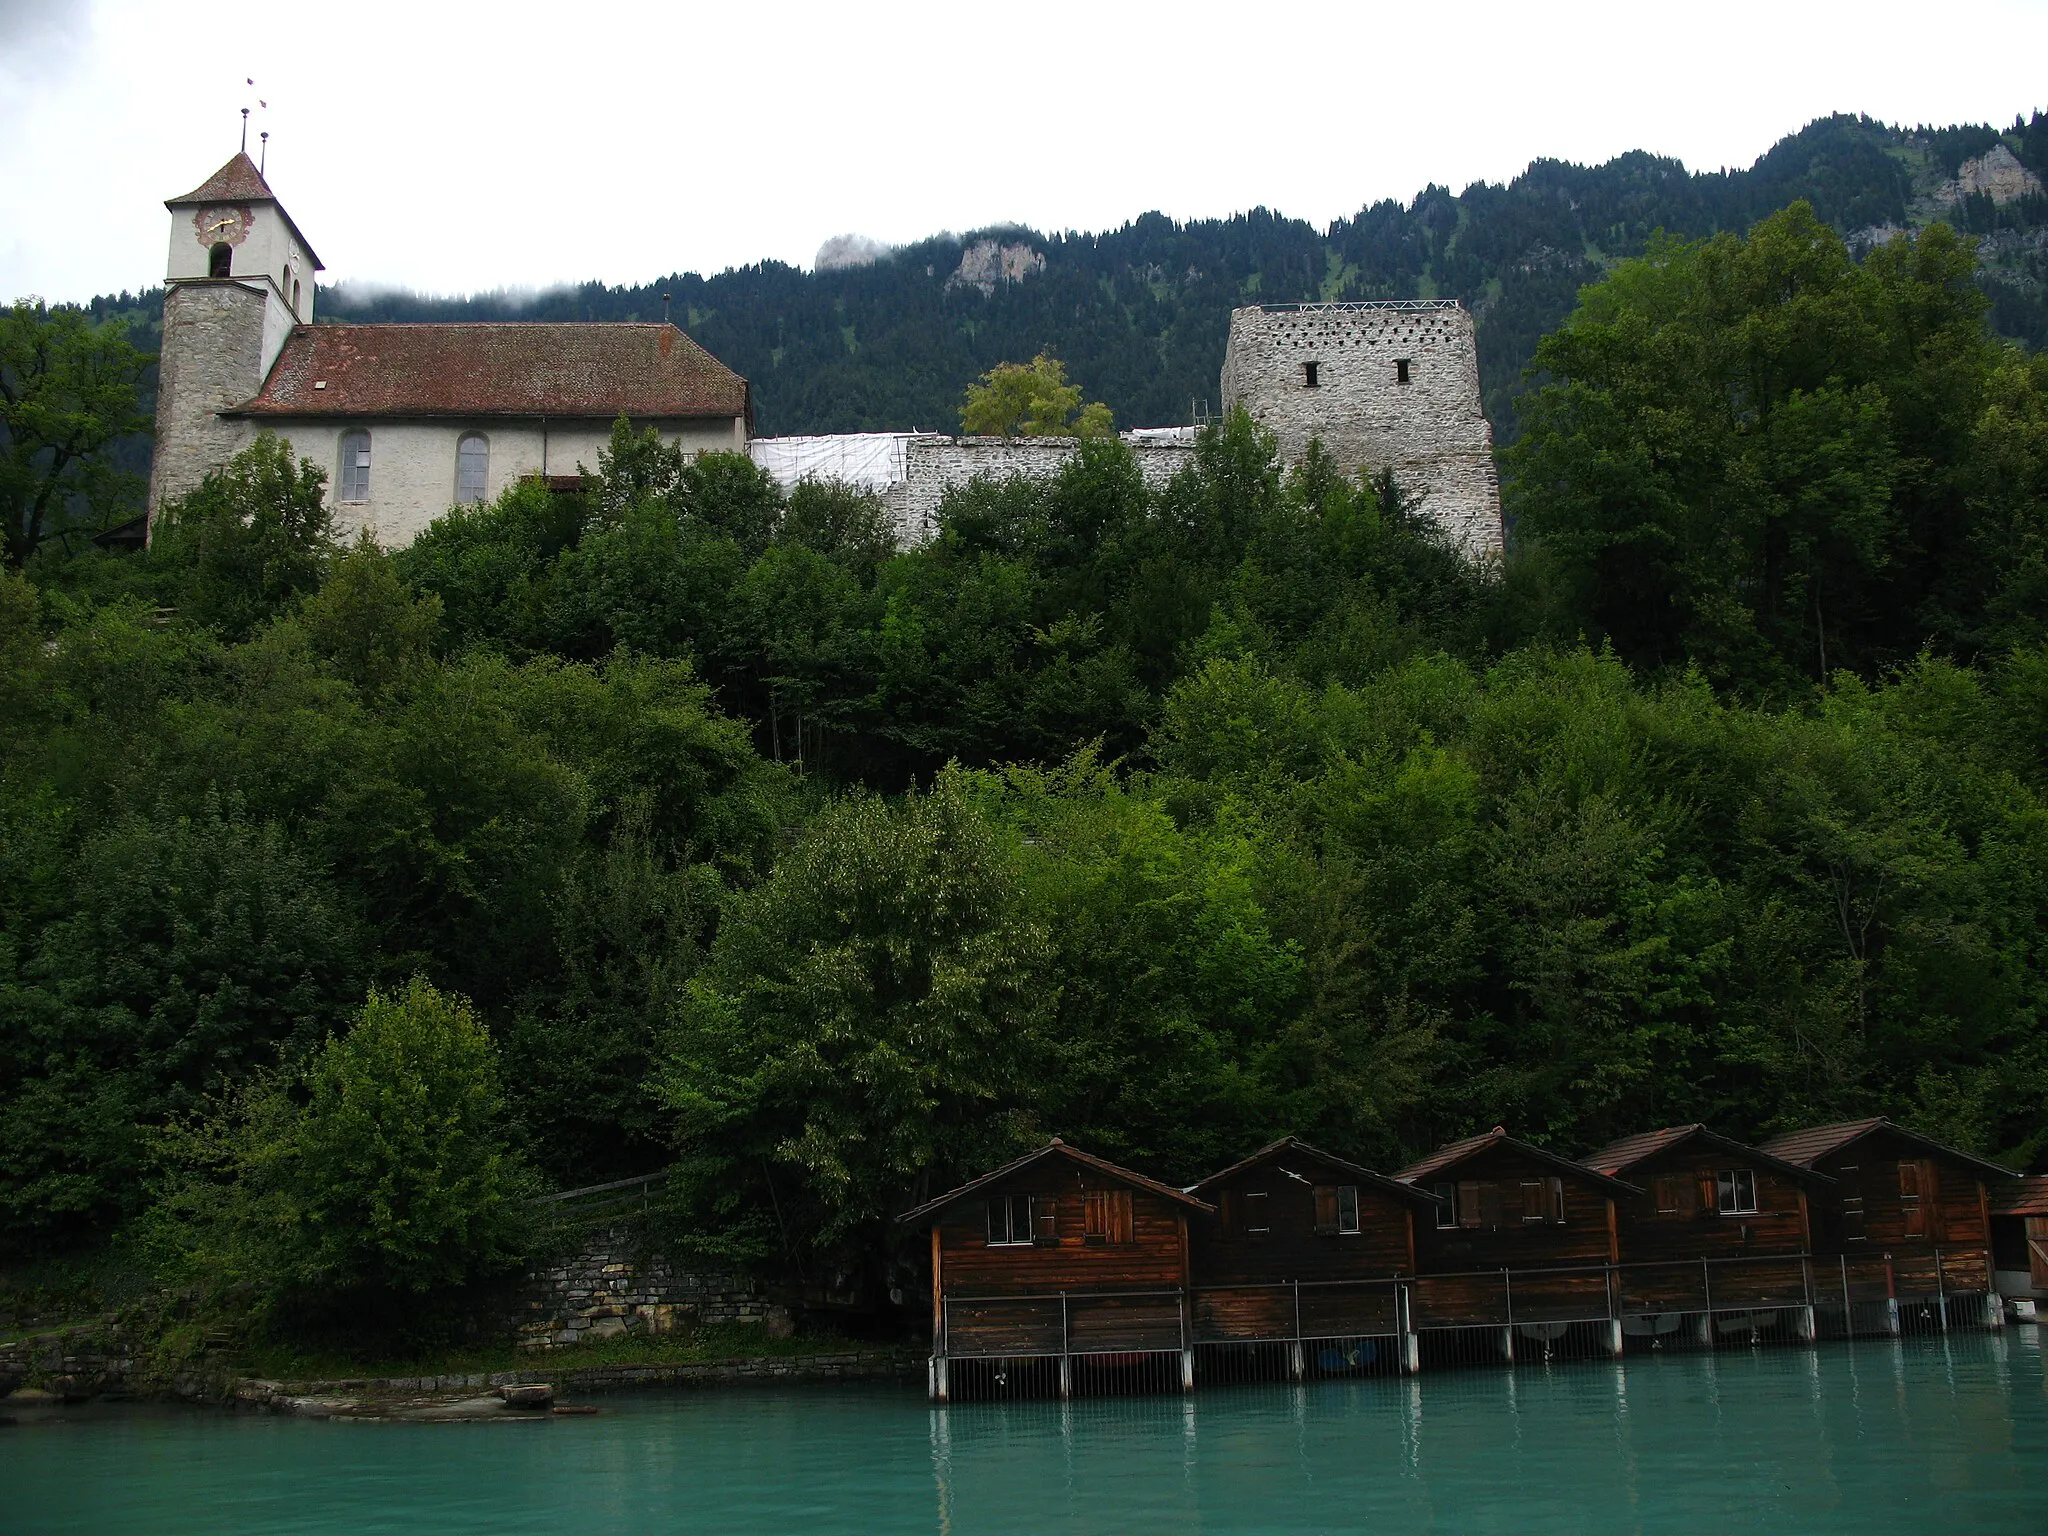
xmin=292 ymin=278 xmax=302 ymax=313
xmin=338 ymin=431 xmax=372 ymax=502
xmin=456 ymin=433 xmax=489 ymax=504
xmin=209 ymin=243 xmax=232 ymax=278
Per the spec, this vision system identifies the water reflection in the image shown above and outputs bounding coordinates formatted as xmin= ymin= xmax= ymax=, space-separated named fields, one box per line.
xmin=3 ymin=1336 xmax=2044 ymax=1535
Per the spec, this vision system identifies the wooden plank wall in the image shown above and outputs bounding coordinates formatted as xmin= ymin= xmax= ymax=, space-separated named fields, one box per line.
xmin=1611 ymin=1144 xmax=1812 ymax=1263
xmin=1804 ymin=1131 xmax=1991 ymax=1253
xmin=1410 ymin=1146 xmax=1617 ymax=1274
xmin=935 ymin=1163 xmax=1188 ymax=1295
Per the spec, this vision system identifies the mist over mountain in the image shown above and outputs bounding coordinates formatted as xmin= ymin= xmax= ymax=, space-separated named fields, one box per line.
xmin=77 ymin=111 xmax=2048 ymax=445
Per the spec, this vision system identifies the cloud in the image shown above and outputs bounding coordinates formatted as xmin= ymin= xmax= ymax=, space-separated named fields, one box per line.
xmin=814 ymin=234 xmax=896 ymax=272
xmin=0 ymin=0 xmax=89 ymax=73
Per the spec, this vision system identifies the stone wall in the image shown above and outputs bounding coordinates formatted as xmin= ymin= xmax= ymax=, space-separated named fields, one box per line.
xmin=519 ymin=1225 xmax=787 ymax=1352
xmin=1220 ymin=300 xmax=1504 ymax=558
xmin=147 ymin=282 xmax=270 ymax=522
xmin=888 ymin=434 xmax=1195 ymax=542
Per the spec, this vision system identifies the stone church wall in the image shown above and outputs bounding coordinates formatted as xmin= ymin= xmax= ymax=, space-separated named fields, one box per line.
xmin=147 ymin=283 xmax=270 ymax=522
xmin=1221 ymin=301 xmax=1503 ymax=557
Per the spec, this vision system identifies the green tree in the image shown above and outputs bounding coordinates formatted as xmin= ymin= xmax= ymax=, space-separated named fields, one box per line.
xmin=0 ymin=301 xmax=153 ymax=567
xmin=150 ymin=433 xmax=338 ymax=640
xmin=147 ymin=978 xmax=537 ymax=1331
xmin=656 ymin=771 xmax=1050 ymax=1268
xmin=960 ymin=353 xmax=1114 ymax=438
xmin=1506 ymin=206 xmax=2012 ymax=691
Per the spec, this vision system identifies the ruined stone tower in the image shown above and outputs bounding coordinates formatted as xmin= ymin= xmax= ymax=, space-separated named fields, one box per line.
xmin=147 ymin=152 xmax=321 ymax=525
xmin=1220 ymin=300 xmax=1502 ymax=556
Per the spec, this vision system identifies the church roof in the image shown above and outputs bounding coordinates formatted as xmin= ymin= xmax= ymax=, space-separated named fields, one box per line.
xmin=230 ymin=323 xmax=750 ymax=423
xmin=167 ymin=152 xmax=276 ymax=207
xmin=166 ymin=153 xmax=325 ymax=269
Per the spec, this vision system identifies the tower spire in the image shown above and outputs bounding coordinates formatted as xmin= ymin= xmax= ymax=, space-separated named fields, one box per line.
xmin=240 ymin=107 xmax=249 ymax=153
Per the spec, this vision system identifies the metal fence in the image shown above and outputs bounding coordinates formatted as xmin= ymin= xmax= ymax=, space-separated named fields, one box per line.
xmin=929 ymin=1248 xmax=2001 ymax=1399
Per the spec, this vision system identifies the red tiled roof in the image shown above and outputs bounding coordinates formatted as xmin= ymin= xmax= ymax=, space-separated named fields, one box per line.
xmin=230 ymin=323 xmax=748 ymax=421
xmin=1394 ymin=1126 xmax=1640 ymax=1194
xmin=897 ymin=1139 xmax=1215 ymax=1225
xmin=1189 ymin=1136 xmax=1442 ymax=1210
xmin=1758 ymin=1118 xmax=2015 ymax=1179
xmin=1583 ymin=1124 xmax=1832 ymax=1185
xmin=1991 ymin=1176 xmax=2048 ymax=1217
xmin=167 ymin=152 xmax=275 ymax=207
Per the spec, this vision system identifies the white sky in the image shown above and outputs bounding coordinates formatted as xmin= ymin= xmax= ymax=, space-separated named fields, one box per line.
xmin=4 ymin=0 xmax=2047 ymax=305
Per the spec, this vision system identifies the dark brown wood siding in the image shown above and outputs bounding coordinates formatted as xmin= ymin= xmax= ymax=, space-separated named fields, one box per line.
xmin=934 ymin=1162 xmax=1190 ymax=1297
xmin=1189 ymin=1155 xmax=1416 ymax=1289
xmin=1409 ymin=1146 xmax=1618 ymax=1274
xmin=1611 ymin=1142 xmax=1813 ymax=1264
xmin=1803 ymin=1130 xmax=1991 ymax=1255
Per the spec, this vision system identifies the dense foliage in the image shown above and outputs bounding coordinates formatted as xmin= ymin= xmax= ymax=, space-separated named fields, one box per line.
xmin=5 ymin=198 xmax=2048 ymax=1336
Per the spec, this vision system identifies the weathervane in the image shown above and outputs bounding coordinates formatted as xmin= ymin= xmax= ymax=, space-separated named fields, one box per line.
xmin=240 ymin=78 xmax=270 ymax=162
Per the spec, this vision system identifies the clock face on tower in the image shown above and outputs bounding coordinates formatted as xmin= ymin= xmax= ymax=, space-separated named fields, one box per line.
xmin=195 ymin=206 xmax=249 ymax=247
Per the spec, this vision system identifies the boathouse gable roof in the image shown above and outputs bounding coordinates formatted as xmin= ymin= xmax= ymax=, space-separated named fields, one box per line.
xmin=1584 ymin=1124 xmax=1833 ymax=1187
xmin=1990 ymin=1176 xmax=2048 ymax=1217
xmin=1189 ymin=1136 xmax=1443 ymax=1211
xmin=1757 ymin=1117 xmax=2015 ymax=1181
xmin=1395 ymin=1127 xmax=1641 ymax=1195
xmin=898 ymin=1139 xmax=1216 ymax=1226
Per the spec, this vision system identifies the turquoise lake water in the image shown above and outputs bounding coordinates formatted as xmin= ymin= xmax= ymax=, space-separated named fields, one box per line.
xmin=5 ymin=1331 xmax=2046 ymax=1534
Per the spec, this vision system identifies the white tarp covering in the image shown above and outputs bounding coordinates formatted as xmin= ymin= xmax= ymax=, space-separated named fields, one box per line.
xmin=749 ymin=433 xmax=912 ymax=492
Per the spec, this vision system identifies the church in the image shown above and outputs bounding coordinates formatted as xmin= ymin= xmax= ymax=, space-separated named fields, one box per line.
xmin=147 ymin=152 xmax=753 ymax=546
xmin=148 ymin=151 xmax=1501 ymax=557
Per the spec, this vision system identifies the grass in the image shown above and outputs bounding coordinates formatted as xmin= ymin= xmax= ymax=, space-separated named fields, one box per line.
xmin=241 ymin=1322 xmax=911 ymax=1384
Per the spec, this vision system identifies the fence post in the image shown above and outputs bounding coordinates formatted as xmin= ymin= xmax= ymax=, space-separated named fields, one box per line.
xmin=1179 ymin=1284 xmax=1195 ymax=1393
xmin=1060 ymin=1293 xmax=1072 ymax=1399
xmin=1935 ymin=1248 xmax=1948 ymax=1333
xmin=1398 ymin=1282 xmax=1420 ymax=1375
xmin=1500 ymin=1269 xmax=1515 ymax=1365
xmin=1795 ymin=1256 xmax=1817 ymax=1342
xmin=1289 ymin=1280 xmax=1305 ymax=1381
xmin=1884 ymin=1255 xmax=1901 ymax=1336
xmin=1605 ymin=1265 xmax=1623 ymax=1358
xmin=932 ymin=1297 xmax=950 ymax=1404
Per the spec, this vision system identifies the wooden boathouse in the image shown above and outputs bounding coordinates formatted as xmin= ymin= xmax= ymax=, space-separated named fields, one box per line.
xmin=899 ymin=1139 xmax=1213 ymax=1401
xmin=902 ymin=1121 xmax=2020 ymax=1401
xmin=1186 ymin=1137 xmax=1441 ymax=1379
xmin=1758 ymin=1117 xmax=2013 ymax=1331
xmin=1583 ymin=1124 xmax=1833 ymax=1344
xmin=1395 ymin=1127 xmax=1641 ymax=1361
xmin=1989 ymin=1176 xmax=2048 ymax=1310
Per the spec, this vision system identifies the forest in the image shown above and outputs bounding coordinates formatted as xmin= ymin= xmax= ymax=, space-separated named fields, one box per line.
xmin=4 ymin=197 xmax=2048 ymax=1343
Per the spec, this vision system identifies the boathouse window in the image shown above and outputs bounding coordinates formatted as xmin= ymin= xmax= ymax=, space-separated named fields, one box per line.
xmin=1083 ymin=1189 xmax=1132 ymax=1245
xmin=1395 ymin=358 xmax=1411 ymax=384
xmin=338 ymin=431 xmax=372 ymax=502
xmin=1521 ymin=1177 xmax=1566 ymax=1225
xmin=1302 ymin=360 xmax=1320 ymax=388
xmin=986 ymin=1193 xmax=1043 ymax=1247
xmin=457 ymin=433 xmax=490 ymax=504
xmin=1715 ymin=1170 xmax=1759 ymax=1216
xmin=1314 ymin=1184 xmax=1361 ymax=1236
xmin=1839 ymin=1166 xmax=1866 ymax=1242
xmin=1899 ymin=1159 xmax=1942 ymax=1239
xmin=1433 ymin=1182 xmax=1458 ymax=1228
xmin=209 ymin=242 xmax=232 ymax=277
xmin=1244 ymin=1190 xmax=1271 ymax=1235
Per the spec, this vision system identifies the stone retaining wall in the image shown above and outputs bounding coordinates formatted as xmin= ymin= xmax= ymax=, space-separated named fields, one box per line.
xmin=520 ymin=1225 xmax=789 ymax=1351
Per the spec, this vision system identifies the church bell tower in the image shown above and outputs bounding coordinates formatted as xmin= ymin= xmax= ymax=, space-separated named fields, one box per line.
xmin=147 ymin=151 xmax=324 ymax=523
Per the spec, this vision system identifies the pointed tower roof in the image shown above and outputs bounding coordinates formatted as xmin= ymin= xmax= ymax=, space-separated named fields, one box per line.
xmin=166 ymin=152 xmax=274 ymax=207
xmin=165 ymin=153 xmax=323 ymax=269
